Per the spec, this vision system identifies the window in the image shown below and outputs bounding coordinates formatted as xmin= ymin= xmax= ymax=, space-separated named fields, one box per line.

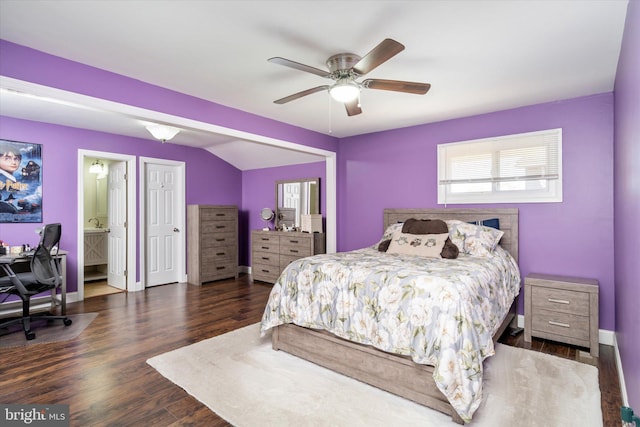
xmin=437 ymin=128 xmax=562 ymax=204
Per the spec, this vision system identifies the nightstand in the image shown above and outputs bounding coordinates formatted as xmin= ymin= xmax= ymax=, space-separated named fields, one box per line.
xmin=524 ymin=273 xmax=599 ymax=357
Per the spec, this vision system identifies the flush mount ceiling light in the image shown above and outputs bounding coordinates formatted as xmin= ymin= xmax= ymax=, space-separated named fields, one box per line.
xmin=145 ymin=124 xmax=181 ymax=143
xmin=329 ymin=79 xmax=360 ymax=103
xmin=89 ymin=159 xmax=104 ymax=174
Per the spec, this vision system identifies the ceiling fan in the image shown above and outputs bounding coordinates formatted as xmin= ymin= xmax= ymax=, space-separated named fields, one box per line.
xmin=269 ymin=38 xmax=431 ymax=116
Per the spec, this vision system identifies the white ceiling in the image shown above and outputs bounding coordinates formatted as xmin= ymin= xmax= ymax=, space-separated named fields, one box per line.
xmin=0 ymin=0 xmax=629 ymax=170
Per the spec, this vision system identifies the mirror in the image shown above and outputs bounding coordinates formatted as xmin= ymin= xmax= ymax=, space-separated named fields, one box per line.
xmin=260 ymin=207 xmax=275 ymax=230
xmin=275 ymin=177 xmax=320 ymax=231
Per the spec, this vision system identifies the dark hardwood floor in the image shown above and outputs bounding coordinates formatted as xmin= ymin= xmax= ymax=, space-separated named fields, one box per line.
xmin=0 ymin=275 xmax=622 ymax=426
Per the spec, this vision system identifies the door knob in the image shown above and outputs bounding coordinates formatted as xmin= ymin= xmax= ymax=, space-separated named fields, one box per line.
xmin=173 ymin=227 xmax=180 ymax=232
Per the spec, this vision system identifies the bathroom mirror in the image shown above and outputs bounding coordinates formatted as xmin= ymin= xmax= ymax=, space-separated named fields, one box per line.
xmin=275 ymin=177 xmax=320 ymax=230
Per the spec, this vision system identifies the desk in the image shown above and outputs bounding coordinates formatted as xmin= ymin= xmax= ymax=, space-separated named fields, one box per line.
xmin=0 ymin=250 xmax=67 ymax=316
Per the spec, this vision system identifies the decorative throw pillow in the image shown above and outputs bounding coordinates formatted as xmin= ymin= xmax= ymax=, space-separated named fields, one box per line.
xmin=446 ymin=220 xmax=504 ymax=257
xmin=386 ymin=231 xmax=449 ymax=258
xmin=378 ymin=239 xmax=391 ymax=252
xmin=402 ymin=218 xmax=448 ymax=234
xmin=401 ymin=218 xmax=459 ymax=259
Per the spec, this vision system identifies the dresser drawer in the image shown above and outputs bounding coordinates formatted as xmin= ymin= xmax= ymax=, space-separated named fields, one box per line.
xmin=252 ymin=235 xmax=280 ymax=253
xmin=280 ymin=254 xmax=303 ymax=271
xmin=531 ymin=308 xmax=590 ymax=341
xmin=280 ymin=235 xmax=312 ymax=257
xmin=252 ymin=263 xmax=280 ymax=283
xmin=201 ymin=232 xmax=237 ymax=249
xmin=201 ymin=261 xmax=236 ymax=282
xmin=202 ymin=220 xmax=236 ymax=234
xmin=200 ymin=208 xmax=237 ymax=222
xmin=252 ymin=250 xmax=279 ymax=268
xmin=201 ymin=246 xmax=236 ymax=263
xmin=531 ymin=286 xmax=590 ymax=316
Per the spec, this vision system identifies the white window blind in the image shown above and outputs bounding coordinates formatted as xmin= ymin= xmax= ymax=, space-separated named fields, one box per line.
xmin=438 ymin=128 xmax=562 ymax=204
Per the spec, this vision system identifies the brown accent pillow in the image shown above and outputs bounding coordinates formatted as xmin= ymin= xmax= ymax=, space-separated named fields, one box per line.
xmin=402 ymin=218 xmax=448 ymax=234
xmin=401 ymin=218 xmax=459 ymax=259
xmin=378 ymin=239 xmax=391 ymax=252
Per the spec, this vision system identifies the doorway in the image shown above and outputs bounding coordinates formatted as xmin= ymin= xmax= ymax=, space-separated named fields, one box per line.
xmin=77 ymin=150 xmax=138 ymax=300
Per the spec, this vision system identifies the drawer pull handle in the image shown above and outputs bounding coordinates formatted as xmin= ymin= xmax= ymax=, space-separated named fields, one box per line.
xmin=261 ymin=269 xmax=270 ymax=273
xmin=548 ymin=298 xmax=570 ymax=305
xmin=216 ymin=252 xmax=225 ymax=256
xmin=216 ymin=266 xmax=225 ymax=270
xmin=290 ymin=240 xmax=299 ymax=243
xmin=216 ymin=225 xmax=226 ymax=229
xmin=289 ymin=249 xmax=299 ymax=253
xmin=261 ymin=246 xmax=270 ymax=250
xmin=261 ymin=238 xmax=269 ymax=241
xmin=216 ymin=238 xmax=225 ymax=242
xmin=548 ymin=320 xmax=570 ymax=328
xmin=215 ymin=213 xmax=225 ymax=216
xmin=261 ymin=257 xmax=269 ymax=260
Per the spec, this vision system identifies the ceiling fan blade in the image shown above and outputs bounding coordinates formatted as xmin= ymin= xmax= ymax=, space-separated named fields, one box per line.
xmin=344 ymin=99 xmax=362 ymax=116
xmin=268 ymin=57 xmax=331 ymax=78
xmin=273 ymin=85 xmax=330 ymax=104
xmin=352 ymin=39 xmax=405 ymax=75
xmin=362 ymin=79 xmax=431 ymax=95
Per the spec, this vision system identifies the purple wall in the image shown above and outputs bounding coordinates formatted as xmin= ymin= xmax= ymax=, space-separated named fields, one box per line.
xmin=338 ymin=94 xmax=615 ymax=330
xmin=0 ymin=39 xmax=337 ymax=294
xmin=614 ymin=0 xmax=640 ymax=411
xmin=0 ymin=116 xmax=242 ymax=293
xmin=0 ymin=40 xmax=337 ymax=155
xmin=241 ymin=162 xmax=326 ymax=265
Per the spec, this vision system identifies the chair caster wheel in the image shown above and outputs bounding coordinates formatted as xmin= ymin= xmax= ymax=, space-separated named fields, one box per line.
xmin=26 ymin=331 xmax=35 ymax=340
xmin=63 ymin=318 xmax=72 ymax=326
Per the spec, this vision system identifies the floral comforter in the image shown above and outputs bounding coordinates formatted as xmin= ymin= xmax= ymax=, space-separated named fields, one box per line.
xmin=260 ymin=245 xmax=520 ymax=422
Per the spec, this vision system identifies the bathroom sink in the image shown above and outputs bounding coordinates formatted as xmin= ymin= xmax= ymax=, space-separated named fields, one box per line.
xmin=84 ymin=227 xmax=108 ymax=233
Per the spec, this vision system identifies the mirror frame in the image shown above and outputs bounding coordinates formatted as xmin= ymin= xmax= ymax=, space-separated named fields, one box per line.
xmin=275 ymin=177 xmax=320 ymax=231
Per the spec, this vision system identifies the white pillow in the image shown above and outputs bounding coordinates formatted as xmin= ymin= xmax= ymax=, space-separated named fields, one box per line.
xmin=386 ymin=231 xmax=449 ymax=258
xmin=446 ymin=220 xmax=504 ymax=257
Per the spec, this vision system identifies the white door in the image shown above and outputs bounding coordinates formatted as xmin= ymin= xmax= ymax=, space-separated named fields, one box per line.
xmin=146 ymin=163 xmax=180 ymax=287
xmin=107 ymin=161 xmax=127 ymax=290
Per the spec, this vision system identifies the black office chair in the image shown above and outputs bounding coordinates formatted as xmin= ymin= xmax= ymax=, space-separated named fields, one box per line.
xmin=0 ymin=223 xmax=72 ymax=340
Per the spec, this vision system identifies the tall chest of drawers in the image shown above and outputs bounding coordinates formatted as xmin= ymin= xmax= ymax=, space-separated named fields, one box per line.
xmin=524 ymin=273 xmax=599 ymax=357
xmin=251 ymin=230 xmax=325 ymax=284
xmin=187 ymin=205 xmax=238 ymax=285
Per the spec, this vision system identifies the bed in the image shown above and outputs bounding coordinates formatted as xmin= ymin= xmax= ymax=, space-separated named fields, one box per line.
xmin=260 ymin=208 xmax=520 ymax=424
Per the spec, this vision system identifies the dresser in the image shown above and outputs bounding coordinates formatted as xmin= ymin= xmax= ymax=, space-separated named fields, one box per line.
xmin=524 ymin=273 xmax=599 ymax=357
xmin=251 ymin=230 xmax=326 ymax=284
xmin=187 ymin=205 xmax=238 ymax=285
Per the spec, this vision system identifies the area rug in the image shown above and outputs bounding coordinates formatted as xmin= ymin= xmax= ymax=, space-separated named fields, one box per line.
xmin=0 ymin=313 xmax=98 ymax=348
xmin=147 ymin=323 xmax=602 ymax=426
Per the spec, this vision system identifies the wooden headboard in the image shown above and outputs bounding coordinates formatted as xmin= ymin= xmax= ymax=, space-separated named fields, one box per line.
xmin=383 ymin=208 xmax=519 ymax=262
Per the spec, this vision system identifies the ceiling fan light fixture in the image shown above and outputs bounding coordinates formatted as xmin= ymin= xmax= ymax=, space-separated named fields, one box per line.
xmin=145 ymin=124 xmax=181 ymax=143
xmin=329 ymin=80 xmax=360 ymax=103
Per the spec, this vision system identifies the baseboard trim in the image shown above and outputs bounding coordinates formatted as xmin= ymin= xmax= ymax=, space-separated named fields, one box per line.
xmin=614 ymin=334 xmax=629 ymax=406
xmin=516 ymin=314 xmax=614 ymax=346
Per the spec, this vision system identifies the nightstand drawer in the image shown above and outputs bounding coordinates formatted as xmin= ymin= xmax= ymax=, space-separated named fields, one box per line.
xmin=531 ymin=286 xmax=590 ymax=316
xmin=531 ymin=309 xmax=590 ymax=341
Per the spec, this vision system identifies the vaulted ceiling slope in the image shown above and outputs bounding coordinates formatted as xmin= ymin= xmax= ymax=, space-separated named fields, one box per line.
xmin=0 ymin=1 xmax=629 ymax=169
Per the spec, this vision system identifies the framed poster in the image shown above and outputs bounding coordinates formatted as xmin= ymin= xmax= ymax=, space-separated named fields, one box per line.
xmin=0 ymin=139 xmax=43 ymax=223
